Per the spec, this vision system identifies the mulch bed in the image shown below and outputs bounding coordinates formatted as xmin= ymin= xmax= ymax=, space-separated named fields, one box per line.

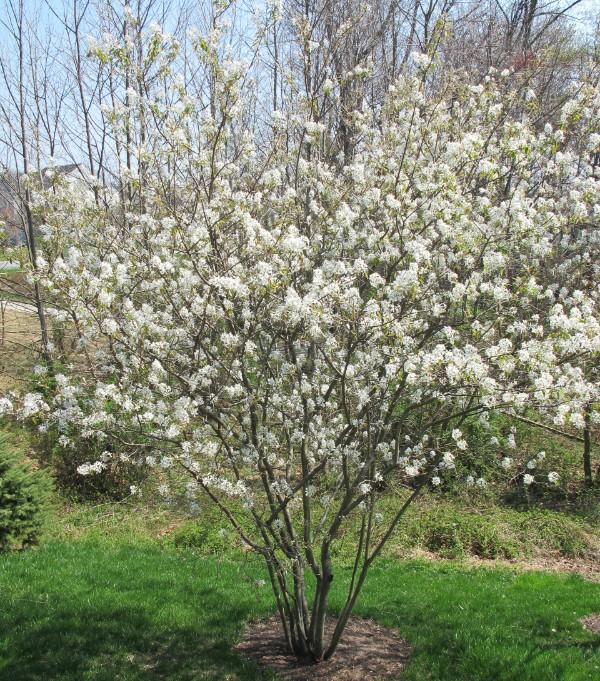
xmin=236 ymin=615 xmax=411 ymax=680
xmin=581 ymin=613 xmax=600 ymax=635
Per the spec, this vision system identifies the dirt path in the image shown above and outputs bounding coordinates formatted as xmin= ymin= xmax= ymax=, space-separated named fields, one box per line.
xmin=0 ymin=300 xmax=38 ymax=315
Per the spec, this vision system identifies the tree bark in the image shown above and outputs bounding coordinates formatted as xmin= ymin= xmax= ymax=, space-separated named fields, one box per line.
xmin=583 ymin=406 xmax=593 ymax=486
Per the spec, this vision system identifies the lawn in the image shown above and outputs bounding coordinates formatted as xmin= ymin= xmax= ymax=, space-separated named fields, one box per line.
xmin=0 ymin=540 xmax=598 ymax=681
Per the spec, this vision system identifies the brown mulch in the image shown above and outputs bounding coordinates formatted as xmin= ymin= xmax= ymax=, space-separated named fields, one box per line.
xmin=581 ymin=613 xmax=600 ymax=635
xmin=236 ymin=615 xmax=411 ymax=681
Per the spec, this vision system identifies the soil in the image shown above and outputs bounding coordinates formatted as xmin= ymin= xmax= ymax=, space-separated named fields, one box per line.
xmin=236 ymin=615 xmax=411 ymax=681
xmin=581 ymin=613 xmax=600 ymax=635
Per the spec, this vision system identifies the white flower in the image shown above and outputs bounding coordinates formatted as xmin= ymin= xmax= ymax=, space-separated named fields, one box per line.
xmin=523 ymin=474 xmax=534 ymax=486
xmin=129 ymin=485 xmax=140 ymax=496
xmin=369 ymin=273 xmax=385 ymax=288
xmin=77 ymin=463 xmax=92 ymax=476
xmin=547 ymin=471 xmax=560 ymax=484
xmin=500 ymin=457 xmax=513 ymax=469
xmin=21 ymin=393 xmax=46 ymax=418
xmin=0 ymin=397 xmax=13 ymax=415
xmin=410 ymin=52 xmax=432 ymax=69
xmin=77 ymin=460 xmax=105 ymax=475
xmin=441 ymin=452 xmax=455 ymax=469
xmin=102 ymin=318 xmax=118 ymax=334
xmin=451 ymin=428 xmax=462 ymax=442
xmin=431 ymin=476 xmax=441 ymax=486
xmin=358 ymin=481 xmax=371 ymax=495
xmin=476 ymin=478 xmax=487 ymax=488
xmin=304 ymin=121 xmax=325 ymax=136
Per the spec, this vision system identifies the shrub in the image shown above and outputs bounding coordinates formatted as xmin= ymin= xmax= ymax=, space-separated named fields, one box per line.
xmin=0 ymin=437 xmax=52 ymax=551
xmin=514 ymin=511 xmax=594 ymax=559
xmin=392 ymin=504 xmax=598 ymax=561
xmin=171 ymin=522 xmax=232 ymax=554
xmin=11 ymin=35 xmax=600 ymax=663
xmin=413 ymin=508 xmax=520 ymax=559
xmin=26 ymin=368 xmax=147 ymax=502
xmin=40 ymin=429 xmax=147 ymax=502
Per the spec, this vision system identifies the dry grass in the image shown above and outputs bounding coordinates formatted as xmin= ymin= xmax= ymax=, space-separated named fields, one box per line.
xmin=0 ymin=305 xmax=41 ymax=391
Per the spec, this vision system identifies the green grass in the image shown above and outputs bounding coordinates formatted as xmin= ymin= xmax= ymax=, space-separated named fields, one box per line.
xmin=165 ymin=495 xmax=600 ymax=564
xmin=0 ymin=541 xmax=599 ymax=681
xmin=0 ymin=541 xmax=273 ymax=681
xmin=37 ymin=486 xmax=599 ymax=564
xmin=386 ymin=501 xmax=600 ymax=560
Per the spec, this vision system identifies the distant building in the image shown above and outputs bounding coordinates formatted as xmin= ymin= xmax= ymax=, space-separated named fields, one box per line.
xmin=40 ymin=163 xmax=81 ymax=188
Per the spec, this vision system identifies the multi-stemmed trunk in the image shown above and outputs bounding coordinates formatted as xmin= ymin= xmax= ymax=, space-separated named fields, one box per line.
xmin=265 ymin=547 xmax=340 ymax=662
xmin=260 ymin=487 xmax=423 ymax=664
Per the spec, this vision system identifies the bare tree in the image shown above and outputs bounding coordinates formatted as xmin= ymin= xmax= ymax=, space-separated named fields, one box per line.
xmin=0 ymin=0 xmax=52 ymax=360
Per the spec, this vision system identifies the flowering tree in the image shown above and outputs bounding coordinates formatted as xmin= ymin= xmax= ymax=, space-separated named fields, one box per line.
xmin=3 ymin=20 xmax=600 ymax=661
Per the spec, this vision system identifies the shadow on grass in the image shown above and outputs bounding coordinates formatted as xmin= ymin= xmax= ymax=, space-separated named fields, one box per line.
xmin=1 ymin=593 xmax=274 ymax=681
xmin=0 ymin=544 xmax=276 ymax=681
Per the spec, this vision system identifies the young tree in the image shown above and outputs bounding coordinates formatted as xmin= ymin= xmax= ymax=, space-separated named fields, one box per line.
xmin=0 ymin=0 xmax=53 ymax=358
xmin=3 ymin=8 xmax=600 ymax=667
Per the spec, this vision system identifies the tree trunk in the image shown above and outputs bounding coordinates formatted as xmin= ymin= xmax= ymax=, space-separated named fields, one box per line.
xmin=583 ymin=406 xmax=593 ymax=486
xmin=15 ymin=0 xmax=52 ymax=363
